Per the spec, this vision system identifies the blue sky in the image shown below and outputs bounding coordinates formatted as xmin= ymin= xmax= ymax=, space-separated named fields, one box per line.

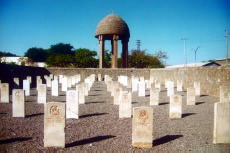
xmin=0 ymin=0 xmax=229 ymax=65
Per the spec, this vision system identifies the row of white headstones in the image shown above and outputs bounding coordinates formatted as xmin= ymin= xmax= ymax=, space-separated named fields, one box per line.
xmin=0 ymin=74 xmax=229 ymax=148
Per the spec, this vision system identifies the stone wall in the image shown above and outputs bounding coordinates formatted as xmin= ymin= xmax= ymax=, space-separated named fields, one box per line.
xmin=150 ymin=66 xmax=230 ymax=97
xmin=47 ymin=68 xmax=151 ymax=81
xmin=47 ymin=66 xmax=230 ymax=97
xmin=0 ymin=64 xmax=50 ymax=90
xmin=1 ymin=64 xmax=229 ymax=97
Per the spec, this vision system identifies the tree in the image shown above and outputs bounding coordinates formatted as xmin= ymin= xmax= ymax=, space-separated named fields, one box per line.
xmin=46 ymin=54 xmax=75 ymax=67
xmin=104 ymin=50 xmax=111 ymax=68
xmin=0 ymin=51 xmax=17 ymax=57
xmin=74 ymin=48 xmax=98 ymax=68
xmin=49 ymin=43 xmax=74 ymax=55
xmin=154 ymin=50 xmax=168 ymax=64
xmin=129 ymin=50 xmax=164 ymax=68
xmin=24 ymin=47 xmax=49 ymax=62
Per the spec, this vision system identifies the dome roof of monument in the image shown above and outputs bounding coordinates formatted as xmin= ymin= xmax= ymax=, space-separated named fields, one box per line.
xmin=95 ymin=14 xmax=130 ymax=39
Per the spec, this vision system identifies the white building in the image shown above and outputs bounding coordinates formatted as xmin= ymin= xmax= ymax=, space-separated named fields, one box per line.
xmin=0 ymin=56 xmax=46 ymax=67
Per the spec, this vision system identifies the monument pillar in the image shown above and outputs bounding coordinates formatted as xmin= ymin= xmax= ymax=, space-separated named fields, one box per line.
xmin=99 ymin=35 xmax=105 ymax=68
xmin=122 ymin=40 xmax=129 ymax=68
xmin=112 ymin=35 xmax=119 ymax=68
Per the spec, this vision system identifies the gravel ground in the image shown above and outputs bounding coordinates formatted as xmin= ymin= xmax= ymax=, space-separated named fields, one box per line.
xmin=0 ymin=81 xmax=230 ymax=152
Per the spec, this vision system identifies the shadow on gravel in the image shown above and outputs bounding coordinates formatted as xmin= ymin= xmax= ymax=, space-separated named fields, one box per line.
xmin=196 ymin=102 xmax=205 ymax=105
xmin=200 ymin=95 xmax=208 ymax=97
xmin=26 ymin=113 xmax=44 ymax=118
xmin=88 ymin=94 xmax=102 ymax=96
xmin=153 ymin=135 xmax=183 ymax=146
xmin=159 ymin=102 xmax=169 ymax=105
xmin=66 ymin=135 xmax=116 ymax=148
xmin=182 ymin=113 xmax=196 ymax=118
xmin=132 ymin=102 xmax=138 ymax=104
xmin=80 ymin=113 xmax=108 ymax=118
xmin=85 ymin=101 xmax=105 ymax=104
xmin=0 ymin=137 xmax=32 ymax=144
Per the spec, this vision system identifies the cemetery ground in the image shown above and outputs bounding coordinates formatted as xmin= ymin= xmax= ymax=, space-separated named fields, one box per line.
xmin=0 ymin=81 xmax=230 ymax=152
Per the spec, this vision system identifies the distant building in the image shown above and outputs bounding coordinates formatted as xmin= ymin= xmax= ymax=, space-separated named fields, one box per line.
xmin=210 ymin=58 xmax=230 ymax=66
xmin=0 ymin=56 xmax=46 ymax=67
xmin=0 ymin=56 xmax=28 ymax=65
xmin=166 ymin=61 xmax=220 ymax=68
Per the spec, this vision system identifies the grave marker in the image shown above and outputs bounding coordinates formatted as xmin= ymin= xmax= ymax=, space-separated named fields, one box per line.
xmin=44 ymin=102 xmax=65 ymax=148
xmin=138 ymin=79 xmax=145 ymax=97
xmin=13 ymin=78 xmax=20 ymax=88
xmin=169 ymin=94 xmax=182 ymax=118
xmin=220 ymin=85 xmax=230 ymax=103
xmin=114 ymin=86 xmax=122 ymax=105
xmin=23 ymin=79 xmax=30 ymax=96
xmin=0 ymin=83 xmax=9 ymax=103
xmin=194 ymin=81 xmax=201 ymax=96
xmin=213 ymin=102 xmax=230 ymax=143
xmin=66 ymin=90 xmax=79 ymax=119
xmin=119 ymin=91 xmax=131 ymax=118
xmin=187 ymin=87 xmax=196 ymax=105
xmin=61 ymin=77 xmax=67 ymax=91
xmin=12 ymin=89 xmax=25 ymax=117
xmin=38 ymin=84 xmax=47 ymax=104
xmin=51 ymin=80 xmax=59 ymax=96
xmin=177 ymin=80 xmax=183 ymax=92
xmin=150 ymin=88 xmax=160 ymax=105
xmin=132 ymin=107 xmax=153 ymax=148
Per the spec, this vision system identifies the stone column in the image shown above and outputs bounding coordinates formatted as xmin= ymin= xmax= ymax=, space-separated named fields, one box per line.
xmin=99 ymin=35 xmax=105 ymax=68
xmin=122 ymin=40 xmax=129 ymax=68
xmin=111 ymin=35 xmax=119 ymax=68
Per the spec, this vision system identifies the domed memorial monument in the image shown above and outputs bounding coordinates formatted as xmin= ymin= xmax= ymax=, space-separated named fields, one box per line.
xmin=95 ymin=14 xmax=130 ymax=68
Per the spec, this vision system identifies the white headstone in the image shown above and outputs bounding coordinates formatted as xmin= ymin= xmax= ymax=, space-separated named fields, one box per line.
xmin=187 ymin=87 xmax=196 ymax=105
xmin=78 ymin=83 xmax=85 ymax=104
xmin=67 ymin=76 xmax=72 ymax=88
xmin=220 ymin=85 xmax=230 ymax=103
xmin=169 ymin=94 xmax=182 ymax=118
xmin=61 ymin=77 xmax=68 ymax=92
xmin=37 ymin=84 xmax=47 ymax=104
xmin=194 ymin=81 xmax=201 ymax=96
xmin=150 ymin=88 xmax=160 ymax=105
xmin=37 ymin=78 xmax=42 ymax=90
xmin=132 ymin=107 xmax=153 ymax=148
xmin=167 ymin=81 xmax=174 ymax=97
xmin=45 ymin=77 xmax=52 ymax=88
xmin=66 ymin=90 xmax=79 ymax=119
xmin=12 ymin=89 xmax=25 ymax=117
xmin=155 ymin=80 xmax=161 ymax=90
xmin=132 ymin=76 xmax=138 ymax=92
xmin=98 ymin=74 xmax=102 ymax=81
xmin=114 ymin=86 xmax=122 ymax=105
xmin=213 ymin=102 xmax=230 ymax=143
xmin=13 ymin=78 xmax=20 ymax=88
xmin=44 ymin=102 xmax=65 ymax=148
xmin=51 ymin=80 xmax=59 ymax=96
xmin=138 ymin=79 xmax=145 ymax=97
xmin=23 ymin=79 xmax=30 ymax=96
xmin=177 ymin=80 xmax=183 ymax=92
xmin=27 ymin=76 xmax=32 ymax=84
xmin=0 ymin=83 xmax=9 ymax=103
xmin=119 ymin=91 xmax=132 ymax=118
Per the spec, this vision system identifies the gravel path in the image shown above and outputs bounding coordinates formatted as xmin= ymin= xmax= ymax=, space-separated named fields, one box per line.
xmin=0 ymin=81 xmax=230 ymax=152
